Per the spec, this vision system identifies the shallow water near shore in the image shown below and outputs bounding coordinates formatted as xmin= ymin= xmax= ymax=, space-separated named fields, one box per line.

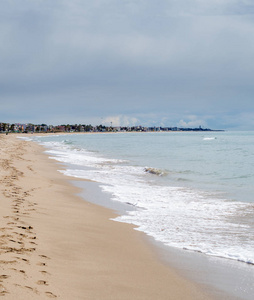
xmin=20 ymin=131 xmax=254 ymax=299
xmin=155 ymin=238 xmax=254 ymax=300
xmin=73 ymin=178 xmax=254 ymax=300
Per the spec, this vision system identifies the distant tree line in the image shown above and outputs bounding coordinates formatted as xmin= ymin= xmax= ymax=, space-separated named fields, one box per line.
xmin=0 ymin=122 xmax=223 ymax=133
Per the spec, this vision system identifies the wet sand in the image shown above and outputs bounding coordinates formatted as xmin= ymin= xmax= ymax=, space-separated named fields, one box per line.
xmin=0 ymin=134 xmax=211 ymax=299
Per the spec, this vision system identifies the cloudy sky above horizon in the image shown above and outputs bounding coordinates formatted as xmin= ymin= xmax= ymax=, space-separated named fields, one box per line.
xmin=1 ymin=0 xmax=254 ymax=130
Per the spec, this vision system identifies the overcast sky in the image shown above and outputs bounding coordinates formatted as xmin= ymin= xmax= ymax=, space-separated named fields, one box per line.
xmin=1 ymin=0 xmax=254 ymax=129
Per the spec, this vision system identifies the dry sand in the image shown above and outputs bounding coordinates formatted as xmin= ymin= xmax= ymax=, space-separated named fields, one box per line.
xmin=0 ymin=134 xmax=212 ymax=299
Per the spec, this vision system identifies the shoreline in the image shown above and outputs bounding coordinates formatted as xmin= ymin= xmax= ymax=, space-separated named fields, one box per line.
xmin=0 ymin=134 xmax=213 ymax=299
xmin=72 ymin=178 xmax=254 ymax=300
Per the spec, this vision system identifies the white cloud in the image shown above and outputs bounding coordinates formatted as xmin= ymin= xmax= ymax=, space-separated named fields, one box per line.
xmin=102 ymin=115 xmax=139 ymax=127
xmin=177 ymin=116 xmax=207 ymax=128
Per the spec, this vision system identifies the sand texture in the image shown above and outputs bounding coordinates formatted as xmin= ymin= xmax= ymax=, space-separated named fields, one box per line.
xmin=0 ymin=134 xmax=211 ymax=299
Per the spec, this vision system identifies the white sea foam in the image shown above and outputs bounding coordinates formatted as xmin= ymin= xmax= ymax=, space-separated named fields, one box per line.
xmin=61 ymin=161 xmax=254 ymax=265
xmin=40 ymin=141 xmax=126 ymax=167
xmin=16 ymin=136 xmax=34 ymax=141
xmin=203 ymin=137 xmax=216 ymax=140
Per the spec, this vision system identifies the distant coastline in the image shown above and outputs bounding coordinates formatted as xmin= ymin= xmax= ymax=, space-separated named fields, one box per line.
xmin=0 ymin=122 xmax=224 ymax=133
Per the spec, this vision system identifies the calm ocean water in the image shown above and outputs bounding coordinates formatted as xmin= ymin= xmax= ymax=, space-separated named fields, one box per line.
xmin=27 ymin=131 xmax=254 ymax=266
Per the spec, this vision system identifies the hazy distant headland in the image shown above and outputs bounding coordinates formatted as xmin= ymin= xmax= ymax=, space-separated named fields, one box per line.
xmin=0 ymin=122 xmax=224 ymax=133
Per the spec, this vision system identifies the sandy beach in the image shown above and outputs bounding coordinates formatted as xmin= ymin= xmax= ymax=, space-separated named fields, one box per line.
xmin=0 ymin=134 xmax=212 ymax=299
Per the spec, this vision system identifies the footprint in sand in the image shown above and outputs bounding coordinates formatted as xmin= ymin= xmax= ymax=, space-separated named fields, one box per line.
xmin=13 ymin=232 xmax=27 ymax=238
xmin=0 ymin=284 xmax=8 ymax=296
xmin=7 ymin=222 xmax=16 ymax=226
xmin=10 ymin=268 xmax=26 ymax=275
xmin=9 ymin=239 xmax=18 ymax=243
xmin=45 ymin=291 xmax=57 ymax=298
xmin=0 ymin=275 xmax=9 ymax=280
xmin=39 ymin=255 xmax=50 ymax=260
xmin=29 ymin=241 xmax=37 ymax=246
xmin=0 ymin=234 xmax=12 ymax=239
xmin=40 ymin=270 xmax=50 ymax=275
xmin=15 ymin=257 xmax=29 ymax=264
xmin=25 ymin=286 xmax=39 ymax=294
xmin=37 ymin=280 xmax=48 ymax=286
xmin=24 ymin=286 xmax=33 ymax=290
xmin=0 ymin=227 xmax=12 ymax=231
xmin=0 ymin=260 xmax=17 ymax=265
xmin=17 ymin=226 xmax=33 ymax=230
xmin=3 ymin=246 xmax=36 ymax=254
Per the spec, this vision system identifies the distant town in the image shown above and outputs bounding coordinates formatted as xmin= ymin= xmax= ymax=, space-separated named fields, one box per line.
xmin=0 ymin=122 xmax=224 ymax=133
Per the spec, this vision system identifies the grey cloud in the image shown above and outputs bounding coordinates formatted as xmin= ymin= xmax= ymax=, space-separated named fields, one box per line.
xmin=0 ymin=1 xmax=254 ymax=129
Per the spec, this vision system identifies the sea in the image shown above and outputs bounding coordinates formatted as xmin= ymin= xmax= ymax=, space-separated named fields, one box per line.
xmin=21 ymin=131 xmax=254 ymax=299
